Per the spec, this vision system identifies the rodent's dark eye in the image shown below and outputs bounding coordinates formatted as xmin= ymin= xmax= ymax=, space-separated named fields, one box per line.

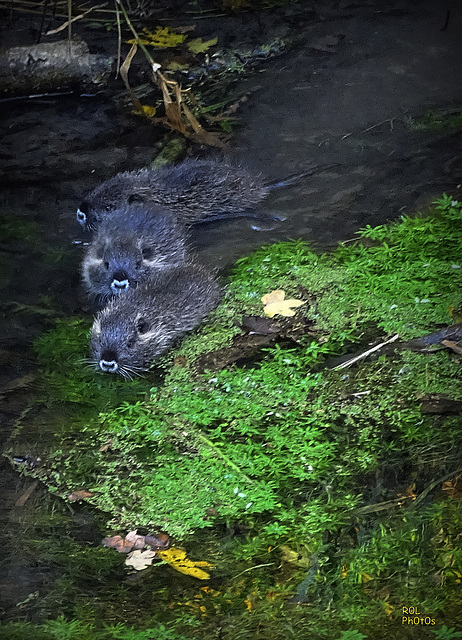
xmin=126 ymin=339 xmax=135 ymax=349
xmin=141 ymin=247 xmax=153 ymax=260
xmin=105 ymin=204 xmax=113 ymax=212
xmin=104 ymin=261 xmax=110 ymax=270
xmin=137 ymin=318 xmax=149 ymax=334
xmin=128 ymin=193 xmax=144 ymax=205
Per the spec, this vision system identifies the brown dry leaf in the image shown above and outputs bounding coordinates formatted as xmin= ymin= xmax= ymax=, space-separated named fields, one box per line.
xmin=240 ymin=316 xmax=280 ymax=335
xmin=145 ymin=533 xmax=170 ymax=549
xmin=67 ymin=490 xmax=94 ymax=502
xmin=103 ymin=535 xmax=135 ymax=553
xmin=157 ymin=547 xmax=212 ymax=580
xmin=125 ymin=530 xmax=146 ymax=550
xmin=261 ymin=290 xmax=306 ymax=318
xmin=125 ymin=549 xmax=156 ymax=570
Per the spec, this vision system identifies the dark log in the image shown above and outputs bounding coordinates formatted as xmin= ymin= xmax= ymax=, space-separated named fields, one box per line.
xmin=0 ymin=39 xmax=113 ymax=97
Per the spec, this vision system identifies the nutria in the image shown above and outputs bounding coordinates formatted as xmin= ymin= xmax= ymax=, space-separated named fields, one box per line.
xmin=82 ymin=205 xmax=189 ymax=303
xmin=77 ymin=158 xmax=337 ymax=232
xmin=90 ymin=262 xmax=221 ymax=377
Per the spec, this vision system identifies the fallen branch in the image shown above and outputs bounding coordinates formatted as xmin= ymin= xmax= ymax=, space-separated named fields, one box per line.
xmin=0 ymin=39 xmax=112 ymax=97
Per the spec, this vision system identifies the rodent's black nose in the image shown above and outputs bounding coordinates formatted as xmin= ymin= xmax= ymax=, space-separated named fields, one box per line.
xmin=99 ymin=349 xmax=119 ymax=373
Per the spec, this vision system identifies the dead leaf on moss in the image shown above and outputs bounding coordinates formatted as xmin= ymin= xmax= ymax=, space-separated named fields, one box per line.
xmin=125 ymin=530 xmax=146 ymax=550
xmin=145 ymin=533 xmax=170 ymax=549
xmin=157 ymin=547 xmax=213 ymax=580
xmin=261 ymin=290 xmax=306 ymax=318
xmin=240 ymin=316 xmax=280 ymax=335
xmin=103 ymin=531 xmax=170 ymax=553
xmin=125 ymin=549 xmax=156 ymax=571
xmin=187 ymin=37 xmax=218 ymax=55
xmin=67 ymin=490 xmax=94 ymax=502
xmin=103 ymin=535 xmax=134 ymax=553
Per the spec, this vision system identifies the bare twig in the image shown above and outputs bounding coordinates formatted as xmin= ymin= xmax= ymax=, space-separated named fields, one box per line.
xmin=333 ymin=334 xmax=399 ymax=370
xmin=341 ymin=117 xmax=397 ymax=141
xmin=45 ymin=3 xmax=107 ymax=35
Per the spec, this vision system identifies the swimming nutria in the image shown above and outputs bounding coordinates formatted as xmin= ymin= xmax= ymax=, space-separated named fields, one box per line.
xmin=82 ymin=205 xmax=189 ymax=303
xmin=90 ymin=262 xmax=221 ymax=377
xmin=77 ymin=158 xmax=336 ymax=232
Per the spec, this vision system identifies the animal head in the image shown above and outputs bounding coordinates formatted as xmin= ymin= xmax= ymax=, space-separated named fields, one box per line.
xmin=90 ymin=294 xmax=170 ymax=377
xmin=76 ymin=172 xmax=148 ymax=232
xmin=82 ymin=209 xmax=188 ymax=301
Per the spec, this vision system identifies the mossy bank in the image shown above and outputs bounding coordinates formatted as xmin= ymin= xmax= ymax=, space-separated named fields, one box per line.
xmin=3 ymin=195 xmax=462 ymax=639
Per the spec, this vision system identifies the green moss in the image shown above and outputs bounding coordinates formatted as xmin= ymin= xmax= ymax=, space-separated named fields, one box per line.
xmin=5 ymin=194 xmax=462 ymax=635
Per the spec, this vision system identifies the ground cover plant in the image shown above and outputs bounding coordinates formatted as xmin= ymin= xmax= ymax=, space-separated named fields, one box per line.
xmin=3 ymin=195 xmax=462 ymax=637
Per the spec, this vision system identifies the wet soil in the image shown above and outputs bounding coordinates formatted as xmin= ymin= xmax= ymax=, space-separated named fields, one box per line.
xmin=1 ymin=0 xmax=462 ymax=619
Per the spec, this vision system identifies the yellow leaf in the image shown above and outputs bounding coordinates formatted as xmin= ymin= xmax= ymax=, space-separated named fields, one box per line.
xmin=136 ymin=26 xmax=187 ymax=49
xmin=360 ymin=572 xmax=372 ymax=583
xmin=126 ymin=38 xmax=151 ymax=46
xmin=187 ymin=37 xmax=218 ymax=54
xmin=132 ymin=104 xmax=157 ymax=118
xmin=261 ymin=289 xmax=306 ymax=318
xmin=157 ymin=547 xmax=213 ymax=580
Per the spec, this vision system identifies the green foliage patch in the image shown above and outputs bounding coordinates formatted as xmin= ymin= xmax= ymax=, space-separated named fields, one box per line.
xmin=4 ymin=194 xmax=462 ymax=634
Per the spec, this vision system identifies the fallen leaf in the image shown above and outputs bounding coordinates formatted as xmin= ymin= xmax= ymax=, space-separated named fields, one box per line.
xmin=103 ymin=535 xmax=134 ymax=553
xmin=240 ymin=316 xmax=280 ymax=335
xmin=67 ymin=490 xmax=94 ymax=502
xmin=261 ymin=290 xmax=306 ymax=318
xmin=128 ymin=27 xmax=187 ymax=49
xmin=157 ymin=547 xmax=212 ymax=580
xmin=132 ymin=104 xmax=157 ymax=118
xmin=102 ymin=531 xmax=170 ymax=553
xmin=125 ymin=549 xmax=156 ymax=571
xmin=187 ymin=37 xmax=218 ymax=54
xmin=125 ymin=530 xmax=146 ymax=550
xmin=145 ymin=533 xmax=170 ymax=549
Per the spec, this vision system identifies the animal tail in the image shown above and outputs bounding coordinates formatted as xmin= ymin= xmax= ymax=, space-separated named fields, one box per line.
xmin=265 ymin=163 xmax=340 ymax=190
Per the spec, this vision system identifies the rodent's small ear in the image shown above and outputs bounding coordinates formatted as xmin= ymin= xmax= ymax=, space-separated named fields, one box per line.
xmin=137 ymin=318 xmax=150 ymax=334
xmin=141 ymin=246 xmax=154 ymax=260
xmin=128 ymin=193 xmax=145 ymax=205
